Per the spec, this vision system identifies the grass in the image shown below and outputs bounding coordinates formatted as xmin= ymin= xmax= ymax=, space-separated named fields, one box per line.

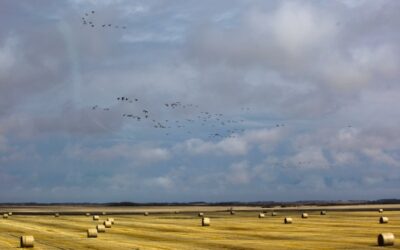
xmin=0 ymin=210 xmax=399 ymax=249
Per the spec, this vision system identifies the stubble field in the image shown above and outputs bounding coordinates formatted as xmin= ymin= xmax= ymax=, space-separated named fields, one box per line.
xmin=0 ymin=206 xmax=399 ymax=249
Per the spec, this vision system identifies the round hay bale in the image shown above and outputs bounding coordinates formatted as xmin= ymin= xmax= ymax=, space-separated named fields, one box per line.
xmin=284 ymin=217 xmax=293 ymax=224
xmin=379 ymin=208 xmax=384 ymax=213
xmin=302 ymin=213 xmax=308 ymax=218
xmin=144 ymin=212 xmax=149 ymax=216
xmin=380 ymin=217 xmax=389 ymax=224
xmin=20 ymin=235 xmax=34 ymax=248
xmin=87 ymin=228 xmax=98 ymax=238
xmin=93 ymin=215 xmax=100 ymax=221
xmin=104 ymin=220 xmax=112 ymax=228
xmin=3 ymin=214 xmax=8 ymax=219
xmin=54 ymin=213 xmax=60 ymax=217
xmin=8 ymin=212 xmax=12 ymax=216
xmin=202 ymin=217 xmax=210 ymax=226
xmin=377 ymin=233 xmax=395 ymax=246
xmin=271 ymin=212 xmax=277 ymax=216
xmin=96 ymin=225 xmax=106 ymax=233
xmin=320 ymin=211 xmax=326 ymax=215
xmin=102 ymin=212 xmax=107 ymax=215
xmin=107 ymin=218 xmax=114 ymax=224
xmin=85 ymin=213 xmax=91 ymax=216
xmin=230 ymin=210 xmax=235 ymax=215
xmin=259 ymin=213 xmax=265 ymax=218
xmin=198 ymin=212 xmax=204 ymax=217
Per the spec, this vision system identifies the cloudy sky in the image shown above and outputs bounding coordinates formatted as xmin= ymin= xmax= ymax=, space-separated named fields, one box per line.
xmin=1 ymin=0 xmax=399 ymax=202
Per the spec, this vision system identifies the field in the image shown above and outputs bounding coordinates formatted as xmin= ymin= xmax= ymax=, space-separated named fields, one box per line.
xmin=0 ymin=205 xmax=399 ymax=249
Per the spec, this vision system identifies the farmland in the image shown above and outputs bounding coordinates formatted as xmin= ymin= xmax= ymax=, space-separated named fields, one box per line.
xmin=0 ymin=205 xmax=399 ymax=249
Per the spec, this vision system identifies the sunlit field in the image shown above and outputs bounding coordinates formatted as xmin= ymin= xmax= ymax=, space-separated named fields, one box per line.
xmin=0 ymin=206 xmax=399 ymax=249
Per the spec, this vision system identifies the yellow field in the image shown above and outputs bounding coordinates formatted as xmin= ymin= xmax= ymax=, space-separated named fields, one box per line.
xmin=0 ymin=209 xmax=399 ymax=249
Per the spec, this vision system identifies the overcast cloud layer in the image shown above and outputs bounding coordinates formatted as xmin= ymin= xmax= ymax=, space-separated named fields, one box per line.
xmin=0 ymin=0 xmax=399 ymax=202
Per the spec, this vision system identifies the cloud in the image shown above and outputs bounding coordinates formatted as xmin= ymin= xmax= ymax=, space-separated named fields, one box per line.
xmin=144 ymin=176 xmax=174 ymax=189
xmin=184 ymin=0 xmax=400 ymax=118
xmin=225 ymin=161 xmax=252 ymax=185
xmin=362 ymin=148 xmax=399 ymax=167
xmin=0 ymin=0 xmax=400 ymax=202
xmin=0 ymin=104 xmax=124 ymax=138
xmin=286 ymin=146 xmax=330 ymax=170
xmin=0 ymin=36 xmax=18 ymax=75
xmin=177 ymin=128 xmax=284 ymax=156
xmin=64 ymin=143 xmax=171 ymax=165
xmin=0 ymin=134 xmax=9 ymax=153
xmin=176 ymin=138 xmax=247 ymax=156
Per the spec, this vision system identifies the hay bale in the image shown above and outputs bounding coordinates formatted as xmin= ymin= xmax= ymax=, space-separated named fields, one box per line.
xmin=230 ymin=210 xmax=235 ymax=215
xmin=284 ymin=217 xmax=293 ymax=224
xmin=3 ymin=214 xmax=8 ymax=219
xmin=96 ymin=225 xmax=106 ymax=233
xmin=54 ymin=213 xmax=60 ymax=217
xmin=87 ymin=228 xmax=98 ymax=238
xmin=8 ymin=212 xmax=12 ymax=216
xmin=198 ymin=212 xmax=204 ymax=217
xmin=85 ymin=213 xmax=91 ymax=216
xmin=102 ymin=212 xmax=106 ymax=215
xmin=202 ymin=217 xmax=210 ymax=226
xmin=107 ymin=218 xmax=114 ymax=224
xmin=379 ymin=208 xmax=384 ymax=213
xmin=377 ymin=233 xmax=395 ymax=246
xmin=380 ymin=217 xmax=389 ymax=224
xmin=302 ymin=213 xmax=308 ymax=218
xmin=93 ymin=215 xmax=100 ymax=221
xmin=20 ymin=235 xmax=34 ymax=248
xmin=271 ymin=212 xmax=277 ymax=216
xmin=259 ymin=213 xmax=265 ymax=218
xmin=104 ymin=220 xmax=112 ymax=228
xmin=320 ymin=211 xmax=326 ymax=215
xmin=144 ymin=212 xmax=149 ymax=216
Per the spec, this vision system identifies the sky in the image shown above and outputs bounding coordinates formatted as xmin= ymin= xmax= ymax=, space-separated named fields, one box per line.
xmin=0 ymin=0 xmax=399 ymax=203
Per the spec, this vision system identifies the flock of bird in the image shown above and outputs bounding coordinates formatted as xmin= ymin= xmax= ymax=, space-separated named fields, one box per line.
xmin=80 ymin=10 xmax=349 ymax=170
xmin=90 ymin=95 xmax=346 ymax=170
xmin=79 ymin=9 xmax=281 ymax=139
xmin=89 ymin=96 xmax=285 ymax=139
xmin=81 ymin=10 xmax=127 ymax=29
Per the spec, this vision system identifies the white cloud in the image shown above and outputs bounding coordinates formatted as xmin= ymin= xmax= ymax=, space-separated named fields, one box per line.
xmin=120 ymin=4 xmax=148 ymax=16
xmin=339 ymin=0 xmax=378 ymax=8
xmin=121 ymin=32 xmax=183 ymax=43
xmin=319 ymin=44 xmax=400 ymax=91
xmin=0 ymin=134 xmax=8 ymax=153
xmin=243 ymin=128 xmax=284 ymax=152
xmin=263 ymin=2 xmax=337 ymax=58
xmin=225 ymin=161 xmax=252 ymax=185
xmin=298 ymin=175 xmax=327 ymax=190
xmin=67 ymin=0 xmax=125 ymax=6
xmin=362 ymin=176 xmax=384 ymax=186
xmin=65 ymin=143 xmax=170 ymax=165
xmin=177 ymin=128 xmax=284 ymax=156
xmin=286 ymin=146 xmax=330 ymax=170
xmin=145 ymin=176 xmax=174 ymax=189
xmin=362 ymin=148 xmax=399 ymax=167
xmin=0 ymin=36 xmax=18 ymax=75
xmin=331 ymin=151 xmax=358 ymax=165
xmin=177 ymin=137 xmax=247 ymax=156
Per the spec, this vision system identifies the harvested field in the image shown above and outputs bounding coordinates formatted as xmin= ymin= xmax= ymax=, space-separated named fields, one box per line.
xmin=0 ymin=206 xmax=399 ymax=249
